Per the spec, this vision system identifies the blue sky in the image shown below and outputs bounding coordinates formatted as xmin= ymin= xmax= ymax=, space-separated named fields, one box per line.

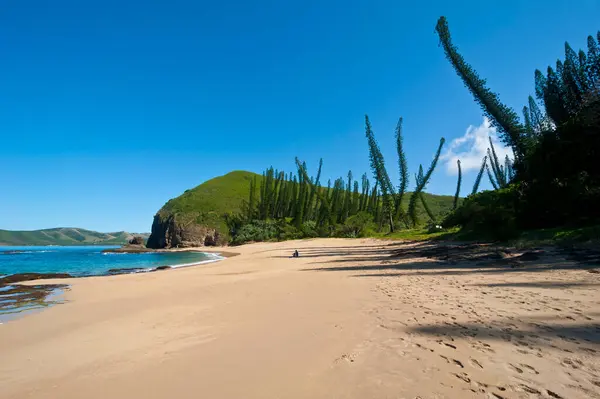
xmin=1 ymin=0 xmax=598 ymax=232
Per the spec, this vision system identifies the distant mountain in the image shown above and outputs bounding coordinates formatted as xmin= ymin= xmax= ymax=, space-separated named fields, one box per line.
xmin=0 ymin=228 xmax=150 ymax=246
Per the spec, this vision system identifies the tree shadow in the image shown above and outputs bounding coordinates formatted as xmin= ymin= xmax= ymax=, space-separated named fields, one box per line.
xmin=305 ymin=257 xmax=600 ymax=277
xmin=300 ymin=241 xmax=600 ymax=277
xmin=472 ymin=281 xmax=600 ymax=289
xmin=253 ymin=242 xmax=404 ymax=254
xmin=408 ymin=320 xmax=600 ymax=346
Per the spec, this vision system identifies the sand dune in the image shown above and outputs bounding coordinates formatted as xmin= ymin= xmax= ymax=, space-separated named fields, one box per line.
xmin=1 ymin=238 xmax=599 ymax=398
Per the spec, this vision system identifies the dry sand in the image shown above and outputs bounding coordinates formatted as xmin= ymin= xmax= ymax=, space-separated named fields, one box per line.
xmin=1 ymin=238 xmax=599 ymax=399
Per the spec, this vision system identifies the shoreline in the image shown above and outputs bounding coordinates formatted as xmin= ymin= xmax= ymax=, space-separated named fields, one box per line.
xmin=0 ymin=248 xmax=236 ymax=323
xmin=1 ymin=247 xmax=240 ymax=283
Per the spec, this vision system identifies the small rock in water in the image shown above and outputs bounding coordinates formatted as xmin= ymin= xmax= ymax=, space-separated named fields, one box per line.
xmin=155 ymin=265 xmax=171 ymax=271
xmin=107 ymin=268 xmax=145 ymax=275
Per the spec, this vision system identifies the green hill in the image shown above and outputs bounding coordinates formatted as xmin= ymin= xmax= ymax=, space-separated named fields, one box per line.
xmin=147 ymin=170 xmax=458 ymax=248
xmin=0 ymin=228 xmax=149 ymax=246
xmin=158 ymin=170 xmax=258 ymax=232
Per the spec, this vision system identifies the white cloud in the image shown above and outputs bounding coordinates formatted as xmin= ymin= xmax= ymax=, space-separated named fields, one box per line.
xmin=440 ymin=118 xmax=513 ymax=175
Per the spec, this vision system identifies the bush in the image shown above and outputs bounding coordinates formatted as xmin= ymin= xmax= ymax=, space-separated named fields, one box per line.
xmin=279 ymin=222 xmax=303 ymax=241
xmin=444 ymin=186 xmax=519 ymax=241
xmin=230 ymin=220 xmax=280 ymax=245
xmin=335 ymin=212 xmax=376 ymax=238
xmin=301 ymin=221 xmax=319 ymax=238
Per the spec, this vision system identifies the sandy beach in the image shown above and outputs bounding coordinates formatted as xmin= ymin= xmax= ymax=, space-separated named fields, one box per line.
xmin=1 ymin=238 xmax=599 ymax=399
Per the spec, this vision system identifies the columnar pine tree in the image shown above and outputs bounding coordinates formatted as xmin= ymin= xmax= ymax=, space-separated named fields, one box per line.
xmin=247 ymin=176 xmax=257 ymax=221
xmin=453 ymin=159 xmax=462 ymax=210
xmin=395 ymin=117 xmax=410 ymax=225
xmin=471 ymin=156 xmax=487 ymax=195
xmin=365 ymin=115 xmax=396 ymax=231
xmin=485 ymin=163 xmax=499 ymax=190
xmin=487 ymin=137 xmax=506 ymax=188
xmin=435 ymin=16 xmax=525 ymax=159
xmin=407 ymin=138 xmax=445 ymax=226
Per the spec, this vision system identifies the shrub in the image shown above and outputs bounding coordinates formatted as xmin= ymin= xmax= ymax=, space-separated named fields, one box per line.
xmin=301 ymin=221 xmax=319 ymax=238
xmin=335 ymin=212 xmax=376 ymax=238
xmin=230 ymin=220 xmax=279 ymax=245
xmin=444 ymin=186 xmax=519 ymax=241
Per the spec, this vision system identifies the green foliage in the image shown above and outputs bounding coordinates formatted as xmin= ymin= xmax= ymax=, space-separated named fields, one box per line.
xmin=444 ymin=186 xmax=520 ymax=241
xmin=224 ymin=153 xmax=455 ymax=244
xmin=335 ymin=211 xmax=377 ymax=238
xmin=230 ymin=220 xmax=281 ymax=246
xmin=512 ymin=224 xmax=600 ymax=248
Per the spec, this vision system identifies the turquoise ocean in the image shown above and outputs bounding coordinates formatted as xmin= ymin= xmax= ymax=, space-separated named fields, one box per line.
xmin=0 ymin=246 xmax=223 ymax=277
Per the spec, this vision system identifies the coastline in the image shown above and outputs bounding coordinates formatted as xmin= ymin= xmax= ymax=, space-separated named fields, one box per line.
xmin=1 ymin=238 xmax=598 ymax=399
xmin=0 ymin=247 xmax=235 ymax=323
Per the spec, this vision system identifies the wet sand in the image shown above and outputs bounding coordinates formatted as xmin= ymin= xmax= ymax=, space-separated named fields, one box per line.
xmin=0 ymin=238 xmax=599 ymax=398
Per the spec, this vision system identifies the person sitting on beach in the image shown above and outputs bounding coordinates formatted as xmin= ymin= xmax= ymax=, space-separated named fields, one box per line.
xmin=292 ymin=250 xmax=299 ymax=258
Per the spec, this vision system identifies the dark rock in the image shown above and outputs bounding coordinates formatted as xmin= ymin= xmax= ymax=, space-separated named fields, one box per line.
xmin=107 ymin=268 xmax=146 ymax=275
xmin=0 ymin=283 xmax=69 ymax=313
xmin=102 ymin=246 xmax=154 ymax=253
xmin=155 ymin=265 xmax=171 ymax=271
xmin=146 ymin=214 xmax=224 ymax=249
xmin=0 ymin=273 xmax=73 ymax=285
xmin=128 ymin=235 xmax=145 ymax=245
xmin=588 ymin=269 xmax=600 ymax=274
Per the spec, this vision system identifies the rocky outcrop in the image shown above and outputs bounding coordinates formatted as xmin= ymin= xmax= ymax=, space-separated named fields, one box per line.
xmin=146 ymin=214 xmax=223 ymax=249
xmin=128 ymin=236 xmax=145 ymax=245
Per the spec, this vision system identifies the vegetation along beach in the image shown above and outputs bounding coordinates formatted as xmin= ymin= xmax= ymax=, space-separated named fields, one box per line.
xmin=1 ymin=3 xmax=599 ymax=399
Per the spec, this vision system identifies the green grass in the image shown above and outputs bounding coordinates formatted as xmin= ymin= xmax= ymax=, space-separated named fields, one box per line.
xmin=510 ymin=225 xmax=600 ymax=248
xmin=157 ymin=170 xmax=259 ymax=235
xmin=370 ymin=227 xmax=461 ymax=241
xmin=0 ymin=228 xmax=147 ymax=246
xmin=370 ymin=224 xmax=600 ymax=247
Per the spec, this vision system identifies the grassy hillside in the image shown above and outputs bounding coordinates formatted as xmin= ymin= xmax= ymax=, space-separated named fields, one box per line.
xmin=157 ymin=170 xmax=259 ymax=234
xmin=0 ymin=228 xmax=149 ymax=246
xmin=155 ymin=170 xmax=457 ymax=238
xmin=402 ymin=192 xmax=458 ymax=225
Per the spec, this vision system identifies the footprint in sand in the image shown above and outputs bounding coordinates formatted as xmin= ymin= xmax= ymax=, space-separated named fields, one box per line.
xmin=472 ymin=341 xmax=496 ymax=353
xmin=517 ymin=384 xmax=542 ymax=395
xmin=439 ymin=355 xmax=464 ymax=368
xmin=452 ymin=372 xmax=471 ymax=383
xmin=520 ymin=364 xmax=539 ymax=375
xmin=469 ymin=358 xmax=483 ymax=369
xmin=508 ymin=363 xmax=524 ymax=374
xmin=436 ymin=340 xmax=457 ymax=349
xmin=334 ymin=353 xmax=355 ymax=364
xmin=509 ymin=363 xmax=540 ymax=375
xmin=415 ymin=343 xmax=435 ymax=353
